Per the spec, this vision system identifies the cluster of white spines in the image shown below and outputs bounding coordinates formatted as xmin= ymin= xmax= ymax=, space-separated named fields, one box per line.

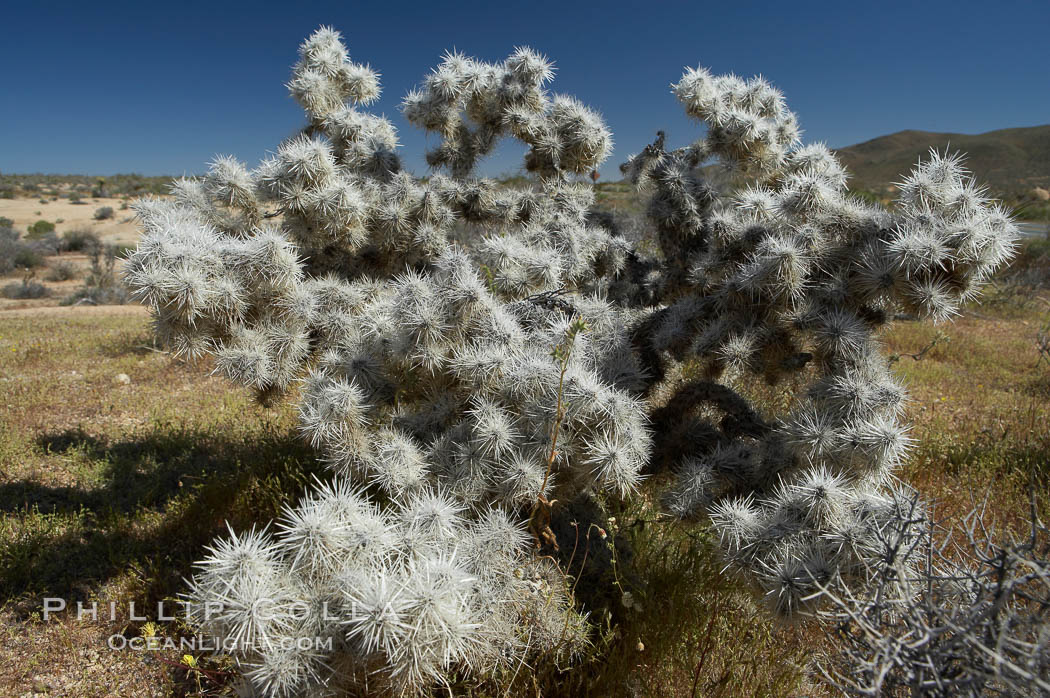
xmin=644 ymin=66 xmax=1017 ymax=616
xmin=123 ymin=113 xmax=653 ymax=500
xmin=403 ymin=47 xmax=611 ymax=178
xmin=143 ymin=28 xmax=630 ymax=299
xmin=188 ymin=482 xmax=586 ymax=696
xmin=123 ymin=199 xmax=309 ymax=395
xmin=125 ymin=25 xmax=641 ymax=415
xmin=672 ymin=67 xmax=800 ymax=175
xmin=478 ymin=183 xmax=633 ymax=298
xmin=288 ymin=26 xmax=380 ymax=118
xmin=887 ymin=149 xmax=1017 ymax=320
xmin=296 ymin=250 xmax=651 ymax=505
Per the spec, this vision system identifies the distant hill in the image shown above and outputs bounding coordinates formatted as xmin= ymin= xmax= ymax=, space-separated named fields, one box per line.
xmin=833 ymin=125 xmax=1050 ymax=195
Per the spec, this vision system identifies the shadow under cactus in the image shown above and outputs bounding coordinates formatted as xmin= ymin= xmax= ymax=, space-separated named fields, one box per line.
xmin=0 ymin=424 xmax=320 ymax=611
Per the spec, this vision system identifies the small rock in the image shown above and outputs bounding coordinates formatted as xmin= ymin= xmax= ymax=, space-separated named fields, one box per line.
xmin=114 ymin=373 xmax=131 ymax=385
xmin=32 ymin=679 xmax=50 ymax=693
xmin=1032 ymin=187 xmax=1050 ymax=201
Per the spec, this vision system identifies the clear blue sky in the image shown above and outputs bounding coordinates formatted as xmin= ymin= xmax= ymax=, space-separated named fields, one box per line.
xmin=2 ymin=0 xmax=1047 ymax=180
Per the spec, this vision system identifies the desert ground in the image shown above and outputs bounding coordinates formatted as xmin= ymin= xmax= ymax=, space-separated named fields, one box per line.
xmin=1 ymin=196 xmax=140 ymax=246
xmin=0 ymin=196 xmax=140 ymax=313
xmin=0 ymin=190 xmax=1048 ymax=695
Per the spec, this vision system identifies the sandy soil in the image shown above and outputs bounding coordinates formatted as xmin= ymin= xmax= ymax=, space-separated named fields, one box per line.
xmin=1 ymin=195 xmax=149 ymax=312
xmin=0 ymin=253 xmax=136 ymax=313
xmin=0 ymin=303 xmax=148 ymax=318
xmin=0 ymin=196 xmax=142 ymax=247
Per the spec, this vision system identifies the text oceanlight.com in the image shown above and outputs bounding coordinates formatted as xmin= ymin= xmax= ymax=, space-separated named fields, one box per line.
xmin=106 ymin=635 xmax=335 ymax=652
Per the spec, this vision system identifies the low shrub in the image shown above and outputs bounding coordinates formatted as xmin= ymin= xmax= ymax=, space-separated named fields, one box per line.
xmin=821 ymin=491 xmax=1050 ymax=696
xmin=0 ymin=230 xmax=47 ymax=273
xmin=26 ymin=220 xmax=55 ymax=238
xmin=61 ymin=286 xmax=130 ymax=305
xmin=93 ymin=206 xmax=115 ymax=220
xmin=12 ymin=247 xmax=45 ymax=269
xmin=61 ymin=244 xmax=130 ymax=306
xmin=60 ymin=228 xmax=101 ymax=252
xmin=1 ymin=278 xmax=50 ymax=300
xmin=0 ymin=232 xmax=21 ymax=274
xmin=26 ymin=231 xmax=60 ymax=255
xmin=45 ymin=260 xmax=78 ymax=282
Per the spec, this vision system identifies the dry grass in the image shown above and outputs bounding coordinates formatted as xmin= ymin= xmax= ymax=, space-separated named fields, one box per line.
xmin=0 ymin=310 xmax=819 ymax=696
xmin=0 ymin=263 xmax=1046 ymax=695
xmin=537 ymin=494 xmax=825 ymax=697
xmin=882 ymin=303 xmax=1050 ymax=524
xmin=0 ymin=311 xmax=319 ymax=696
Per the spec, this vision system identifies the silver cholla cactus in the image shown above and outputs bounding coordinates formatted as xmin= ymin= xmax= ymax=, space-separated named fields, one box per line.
xmin=124 ymin=26 xmax=1019 ymax=696
xmin=186 ymin=481 xmax=587 ymax=696
xmin=627 ymin=66 xmax=1017 ymax=616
